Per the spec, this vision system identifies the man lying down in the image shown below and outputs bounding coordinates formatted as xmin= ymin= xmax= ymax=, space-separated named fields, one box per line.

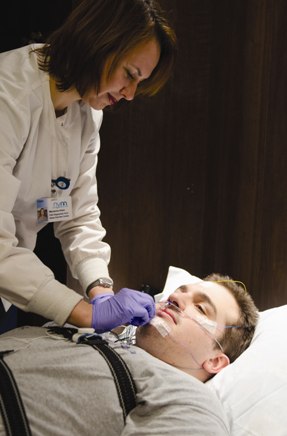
xmin=0 ymin=273 xmax=258 ymax=436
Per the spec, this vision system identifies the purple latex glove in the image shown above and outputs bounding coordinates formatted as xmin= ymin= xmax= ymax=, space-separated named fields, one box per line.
xmin=91 ymin=288 xmax=155 ymax=333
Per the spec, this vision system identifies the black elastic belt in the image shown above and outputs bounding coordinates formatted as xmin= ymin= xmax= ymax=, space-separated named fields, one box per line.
xmin=0 ymin=350 xmax=32 ymax=436
xmin=80 ymin=334 xmax=137 ymax=419
xmin=0 ymin=327 xmax=137 ymax=436
xmin=48 ymin=326 xmax=137 ymax=421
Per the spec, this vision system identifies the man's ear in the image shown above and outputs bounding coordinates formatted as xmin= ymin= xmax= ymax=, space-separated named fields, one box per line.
xmin=202 ymin=352 xmax=230 ymax=375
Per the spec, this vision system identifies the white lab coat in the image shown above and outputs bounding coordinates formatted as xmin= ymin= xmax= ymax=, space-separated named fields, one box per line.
xmin=0 ymin=44 xmax=111 ymax=325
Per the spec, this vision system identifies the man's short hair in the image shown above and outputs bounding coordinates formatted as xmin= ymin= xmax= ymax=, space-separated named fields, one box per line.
xmin=203 ymin=273 xmax=259 ymax=363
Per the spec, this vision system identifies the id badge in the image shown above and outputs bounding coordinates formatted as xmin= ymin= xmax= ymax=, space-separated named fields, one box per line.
xmin=37 ymin=197 xmax=72 ymax=223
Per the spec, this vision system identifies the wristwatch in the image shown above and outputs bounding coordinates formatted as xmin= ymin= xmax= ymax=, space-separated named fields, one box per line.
xmin=86 ymin=277 xmax=114 ymax=297
xmin=92 ymin=278 xmax=113 ymax=288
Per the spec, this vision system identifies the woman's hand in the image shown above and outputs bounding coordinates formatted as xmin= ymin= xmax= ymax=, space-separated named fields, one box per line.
xmin=91 ymin=288 xmax=155 ymax=333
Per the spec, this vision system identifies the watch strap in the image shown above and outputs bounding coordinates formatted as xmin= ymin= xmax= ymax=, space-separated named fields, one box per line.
xmin=86 ymin=277 xmax=113 ymax=298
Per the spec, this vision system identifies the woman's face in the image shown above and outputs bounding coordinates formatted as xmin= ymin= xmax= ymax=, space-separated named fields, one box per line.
xmin=82 ymin=38 xmax=160 ymax=110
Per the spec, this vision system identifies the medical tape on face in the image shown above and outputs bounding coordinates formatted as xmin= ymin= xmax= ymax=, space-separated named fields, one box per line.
xmin=157 ymin=301 xmax=218 ymax=334
xmin=191 ymin=313 xmax=218 ymax=334
xmin=151 ymin=301 xmax=207 ymax=369
xmin=150 ymin=316 xmax=171 ymax=337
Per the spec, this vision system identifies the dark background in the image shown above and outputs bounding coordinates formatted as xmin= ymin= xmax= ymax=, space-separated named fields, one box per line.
xmin=2 ymin=0 xmax=287 ymax=311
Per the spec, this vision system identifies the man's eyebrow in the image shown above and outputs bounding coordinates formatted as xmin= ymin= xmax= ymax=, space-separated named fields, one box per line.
xmin=195 ymin=292 xmax=217 ymax=316
xmin=178 ymin=286 xmax=217 ymax=315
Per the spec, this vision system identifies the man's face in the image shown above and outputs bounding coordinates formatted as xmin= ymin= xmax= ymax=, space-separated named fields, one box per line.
xmin=136 ymin=281 xmax=240 ymax=376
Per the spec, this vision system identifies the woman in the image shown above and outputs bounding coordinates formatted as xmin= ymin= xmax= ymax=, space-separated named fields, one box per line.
xmin=0 ymin=0 xmax=176 ymax=332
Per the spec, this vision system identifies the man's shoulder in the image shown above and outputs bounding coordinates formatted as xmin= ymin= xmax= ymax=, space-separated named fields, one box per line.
xmin=116 ymin=345 xmax=230 ymax=435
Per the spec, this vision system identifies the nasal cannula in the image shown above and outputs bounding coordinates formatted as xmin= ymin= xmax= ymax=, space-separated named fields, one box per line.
xmin=150 ymin=300 xmax=224 ymax=351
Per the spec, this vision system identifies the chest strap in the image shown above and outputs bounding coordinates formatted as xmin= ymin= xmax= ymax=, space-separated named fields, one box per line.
xmin=48 ymin=326 xmax=137 ymax=421
xmin=0 ymin=350 xmax=32 ymax=436
xmin=0 ymin=327 xmax=137 ymax=436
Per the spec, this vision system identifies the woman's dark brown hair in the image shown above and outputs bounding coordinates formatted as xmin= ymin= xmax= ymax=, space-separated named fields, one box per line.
xmin=36 ymin=0 xmax=176 ymax=97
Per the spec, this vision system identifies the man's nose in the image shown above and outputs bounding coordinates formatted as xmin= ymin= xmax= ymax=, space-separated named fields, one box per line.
xmin=168 ymin=292 xmax=186 ymax=311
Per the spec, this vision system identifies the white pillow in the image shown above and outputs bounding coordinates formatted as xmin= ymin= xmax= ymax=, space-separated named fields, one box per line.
xmin=154 ymin=265 xmax=202 ymax=302
xmin=159 ymin=266 xmax=287 ymax=436
xmin=207 ymin=305 xmax=287 ymax=436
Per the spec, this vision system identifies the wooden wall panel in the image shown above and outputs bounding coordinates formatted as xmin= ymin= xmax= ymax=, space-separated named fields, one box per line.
xmin=99 ymin=0 xmax=287 ymax=309
xmin=199 ymin=0 xmax=287 ymax=309
xmin=98 ymin=0 xmax=214 ymax=291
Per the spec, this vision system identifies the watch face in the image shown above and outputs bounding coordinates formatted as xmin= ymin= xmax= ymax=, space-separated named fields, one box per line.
xmin=98 ymin=278 xmax=113 ymax=287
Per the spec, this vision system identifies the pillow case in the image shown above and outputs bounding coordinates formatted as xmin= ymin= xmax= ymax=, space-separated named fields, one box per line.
xmin=207 ymin=304 xmax=287 ymax=436
xmin=155 ymin=265 xmax=202 ymax=302
xmin=159 ymin=266 xmax=287 ymax=436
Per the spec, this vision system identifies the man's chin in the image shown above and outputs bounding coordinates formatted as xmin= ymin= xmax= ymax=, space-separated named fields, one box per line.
xmin=135 ymin=321 xmax=166 ymax=348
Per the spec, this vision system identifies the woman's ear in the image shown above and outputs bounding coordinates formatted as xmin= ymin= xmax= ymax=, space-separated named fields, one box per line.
xmin=202 ymin=352 xmax=230 ymax=375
